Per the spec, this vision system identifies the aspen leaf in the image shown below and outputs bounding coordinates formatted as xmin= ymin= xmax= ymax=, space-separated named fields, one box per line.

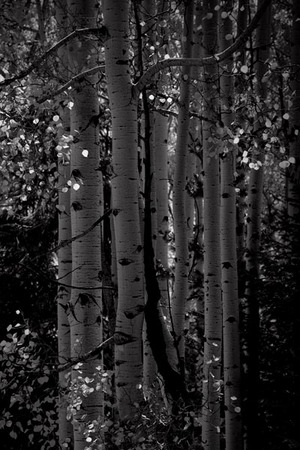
xmin=279 ymin=160 xmax=289 ymax=169
xmin=73 ymin=183 xmax=80 ymax=191
xmin=33 ymin=118 xmax=39 ymax=124
xmin=265 ymin=118 xmax=272 ymax=128
xmin=289 ymin=156 xmax=296 ymax=164
xmin=53 ymin=115 xmax=60 ymax=122
xmin=240 ymin=65 xmax=248 ymax=74
xmin=82 ymin=149 xmax=89 ymax=157
xmin=283 ymin=113 xmax=289 ymax=120
xmin=37 ymin=376 xmax=49 ymax=385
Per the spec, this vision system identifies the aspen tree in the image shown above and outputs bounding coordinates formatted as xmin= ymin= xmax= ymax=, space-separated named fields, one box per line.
xmin=219 ymin=1 xmax=243 ymax=448
xmin=201 ymin=1 xmax=222 ymax=448
xmin=244 ymin=1 xmax=271 ymax=447
xmin=288 ymin=0 xmax=300 ymax=219
xmin=138 ymin=0 xmax=159 ymax=395
xmin=172 ymin=0 xmax=194 ymax=369
xmin=55 ymin=0 xmax=73 ymax=445
xmin=288 ymin=0 xmax=300 ymax=441
xmin=103 ymin=0 xmax=145 ymax=420
xmin=67 ymin=0 xmax=104 ymax=447
xmin=236 ymin=0 xmax=248 ymax=266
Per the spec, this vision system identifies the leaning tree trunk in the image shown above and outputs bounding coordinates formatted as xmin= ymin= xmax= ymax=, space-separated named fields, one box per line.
xmin=67 ymin=0 xmax=104 ymax=448
xmin=201 ymin=1 xmax=222 ymax=448
xmin=103 ymin=0 xmax=145 ymax=420
xmin=219 ymin=2 xmax=243 ymax=448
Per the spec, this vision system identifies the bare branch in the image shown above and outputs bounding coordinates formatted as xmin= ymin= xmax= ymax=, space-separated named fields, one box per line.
xmin=38 ymin=64 xmax=106 ymax=103
xmin=0 ymin=26 xmax=108 ymax=89
xmin=56 ymin=281 xmax=116 ymax=291
xmin=58 ymin=336 xmax=114 ymax=372
xmin=52 ymin=208 xmax=112 ymax=253
xmin=134 ymin=0 xmax=272 ymax=92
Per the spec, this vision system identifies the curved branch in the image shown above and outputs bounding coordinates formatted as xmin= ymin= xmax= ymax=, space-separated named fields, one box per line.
xmin=38 ymin=64 xmax=106 ymax=103
xmin=134 ymin=0 xmax=272 ymax=92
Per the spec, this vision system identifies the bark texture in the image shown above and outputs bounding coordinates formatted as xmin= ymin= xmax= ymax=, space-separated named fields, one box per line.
xmin=103 ymin=0 xmax=145 ymax=420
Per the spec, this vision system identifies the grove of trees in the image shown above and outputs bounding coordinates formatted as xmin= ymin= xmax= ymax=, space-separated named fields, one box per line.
xmin=0 ymin=0 xmax=299 ymax=449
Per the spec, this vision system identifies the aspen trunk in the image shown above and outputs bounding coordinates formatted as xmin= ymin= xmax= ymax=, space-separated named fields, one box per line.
xmin=219 ymin=2 xmax=243 ymax=448
xmin=288 ymin=0 xmax=300 ymax=443
xmin=67 ymin=1 xmax=103 ymax=447
xmin=244 ymin=2 xmax=271 ymax=447
xmin=55 ymin=1 xmax=73 ymax=446
xmin=201 ymin=1 xmax=222 ymax=448
xmin=103 ymin=0 xmax=145 ymax=420
xmin=172 ymin=0 xmax=194 ymax=369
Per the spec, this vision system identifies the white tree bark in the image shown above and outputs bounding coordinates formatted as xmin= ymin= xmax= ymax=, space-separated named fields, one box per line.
xmin=103 ymin=0 xmax=145 ymax=420
xmin=172 ymin=0 xmax=194 ymax=368
xmin=219 ymin=2 xmax=243 ymax=448
xmin=55 ymin=1 xmax=73 ymax=446
xmin=67 ymin=1 xmax=103 ymax=447
xmin=244 ymin=2 xmax=271 ymax=447
xmin=201 ymin=1 xmax=222 ymax=448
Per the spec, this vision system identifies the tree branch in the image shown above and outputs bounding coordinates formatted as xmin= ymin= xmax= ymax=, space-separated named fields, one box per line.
xmin=58 ymin=336 xmax=114 ymax=372
xmin=0 ymin=26 xmax=108 ymax=89
xmin=38 ymin=64 xmax=106 ymax=103
xmin=134 ymin=0 xmax=272 ymax=92
xmin=52 ymin=208 xmax=112 ymax=253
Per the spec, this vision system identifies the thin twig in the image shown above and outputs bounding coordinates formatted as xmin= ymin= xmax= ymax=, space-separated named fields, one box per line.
xmin=0 ymin=27 xmax=108 ymax=89
xmin=52 ymin=208 xmax=113 ymax=253
xmin=58 ymin=336 xmax=114 ymax=372
xmin=38 ymin=64 xmax=106 ymax=103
